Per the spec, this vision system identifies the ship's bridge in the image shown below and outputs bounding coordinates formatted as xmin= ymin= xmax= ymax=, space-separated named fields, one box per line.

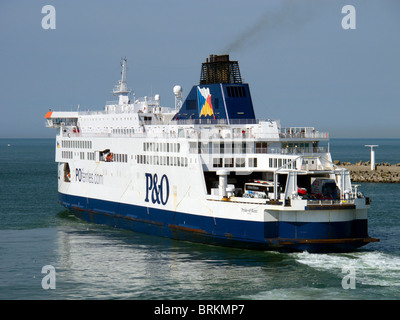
xmin=45 ymin=111 xmax=78 ymax=128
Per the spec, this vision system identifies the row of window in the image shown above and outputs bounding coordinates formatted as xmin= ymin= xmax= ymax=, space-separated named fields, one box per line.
xmin=60 ymin=140 xmax=309 ymax=153
xmin=87 ymin=152 xmax=95 ymax=160
xmin=189 ymin=142 xmax=317 ymax=155
xmin=111 ymin=153 xmax=128 ymax=163
xmin=211 ymin=157 xmax=297 ymax=169
xmin=283 ymin=142 xmax=310 ymax=149
xmin=137 ymin=155 xmax=188 ymax=167
xmin=63 ymin=151 xmax=294 ymax=169
xmin=62 ymin=151 xmax=128 ymax=163
xmin=212 ymin=157 xmax=258 ymax=168
xmin=62 ymin=151 xmax=73 ymax=159
xmin=62 ymin=152 xmax=295 ymax=170
xmin=112 ymin=128 xmax=136 ymax=135
xmin=143 ymin=142 xmax=181 ymax=153
xmin=269 ymin=158 xmax=297 ymax=169
xmin=62 ymin=140 xmax=92 ymax=149
xmin=62 ymin=151 xmax=90 ymax=161
xmin=62 ymin=151 xmax=84 ymax=160
xmin=189 ymin=142 xmax=268 ymax=154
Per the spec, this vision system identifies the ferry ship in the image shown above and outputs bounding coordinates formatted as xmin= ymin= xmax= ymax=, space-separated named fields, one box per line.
xmin=45 ymin=54 xmax=379 ymax=252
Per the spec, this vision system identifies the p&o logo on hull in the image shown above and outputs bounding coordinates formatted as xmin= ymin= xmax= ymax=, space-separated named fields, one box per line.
xmin=145 ymin=173 xmax=169 ymax=205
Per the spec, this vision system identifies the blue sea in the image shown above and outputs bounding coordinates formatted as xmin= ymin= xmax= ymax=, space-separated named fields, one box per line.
xmin=0 ymin=138 xmax=399 ymax=301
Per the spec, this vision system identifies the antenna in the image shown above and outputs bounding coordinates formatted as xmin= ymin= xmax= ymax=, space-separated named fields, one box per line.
xmin=112 ymin=57 xmax=132 ymax=105
xmin=113 ymin=57 xmax=131 ymax=95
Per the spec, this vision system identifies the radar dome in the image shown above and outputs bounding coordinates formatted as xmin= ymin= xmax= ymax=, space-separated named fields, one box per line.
xmin=173 ymin=85 xmax=182 ymax=96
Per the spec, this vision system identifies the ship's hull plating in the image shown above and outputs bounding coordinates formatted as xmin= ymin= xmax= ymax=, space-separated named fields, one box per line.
xmin=59 ymin=192 xmax=377 ymax=253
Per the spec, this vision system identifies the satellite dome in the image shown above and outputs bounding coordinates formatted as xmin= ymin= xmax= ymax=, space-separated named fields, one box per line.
xmin=173 ymin=85 xmax=182 ymax=95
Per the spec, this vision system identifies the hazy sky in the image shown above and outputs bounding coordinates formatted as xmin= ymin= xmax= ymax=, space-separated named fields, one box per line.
xmin=0 ymin=0 xmax=399 ymax=138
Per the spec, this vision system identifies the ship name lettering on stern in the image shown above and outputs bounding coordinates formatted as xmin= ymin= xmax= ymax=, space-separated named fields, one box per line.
xmin=145 ymin=173 xmax=169 ymax=205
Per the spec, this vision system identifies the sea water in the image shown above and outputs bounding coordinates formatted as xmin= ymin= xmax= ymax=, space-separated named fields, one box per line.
xmin=0 ymin=138 xmax=399 ymax=300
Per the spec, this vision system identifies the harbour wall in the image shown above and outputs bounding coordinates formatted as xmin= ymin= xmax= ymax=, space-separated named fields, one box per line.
xmin=334 ymin=161 xmax=400 ymax=183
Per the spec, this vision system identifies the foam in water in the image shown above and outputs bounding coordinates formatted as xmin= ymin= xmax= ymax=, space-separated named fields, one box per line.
xmin=293 ymin=251 xmax=400 ymax=287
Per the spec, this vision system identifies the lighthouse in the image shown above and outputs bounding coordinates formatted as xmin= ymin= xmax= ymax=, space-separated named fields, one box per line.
xmin=365 ymin=145 xmax=379 ymax=170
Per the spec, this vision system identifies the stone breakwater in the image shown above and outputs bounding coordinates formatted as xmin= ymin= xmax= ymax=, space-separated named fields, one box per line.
xmin=334 ymin=161 xmax=400 ymax=183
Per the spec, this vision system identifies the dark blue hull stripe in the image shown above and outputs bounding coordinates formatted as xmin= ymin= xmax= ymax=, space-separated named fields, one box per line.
xmin=58 ymin=192 xmax=377 ymax=252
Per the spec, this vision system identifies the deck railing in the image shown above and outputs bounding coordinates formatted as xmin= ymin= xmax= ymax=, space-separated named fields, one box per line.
xmin=280 ymin=127 xmax=329 ymax=139
xmin=307 ymin=199 xmax=355 ymax=206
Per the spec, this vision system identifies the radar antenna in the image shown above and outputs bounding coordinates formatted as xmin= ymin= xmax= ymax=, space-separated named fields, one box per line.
xmin=113 ymin=57 xmax=132 ymax=105
xmin=113 ymin=57 xmax=131 ymax=95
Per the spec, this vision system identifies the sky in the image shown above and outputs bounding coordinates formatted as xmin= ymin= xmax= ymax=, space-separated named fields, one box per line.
xmin=0 ymin=0 xmax=399 ymax=139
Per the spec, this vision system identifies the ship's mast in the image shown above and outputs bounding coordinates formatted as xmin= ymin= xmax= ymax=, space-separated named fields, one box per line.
xmin=113 ymin=57 xmax=131 ymax=104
